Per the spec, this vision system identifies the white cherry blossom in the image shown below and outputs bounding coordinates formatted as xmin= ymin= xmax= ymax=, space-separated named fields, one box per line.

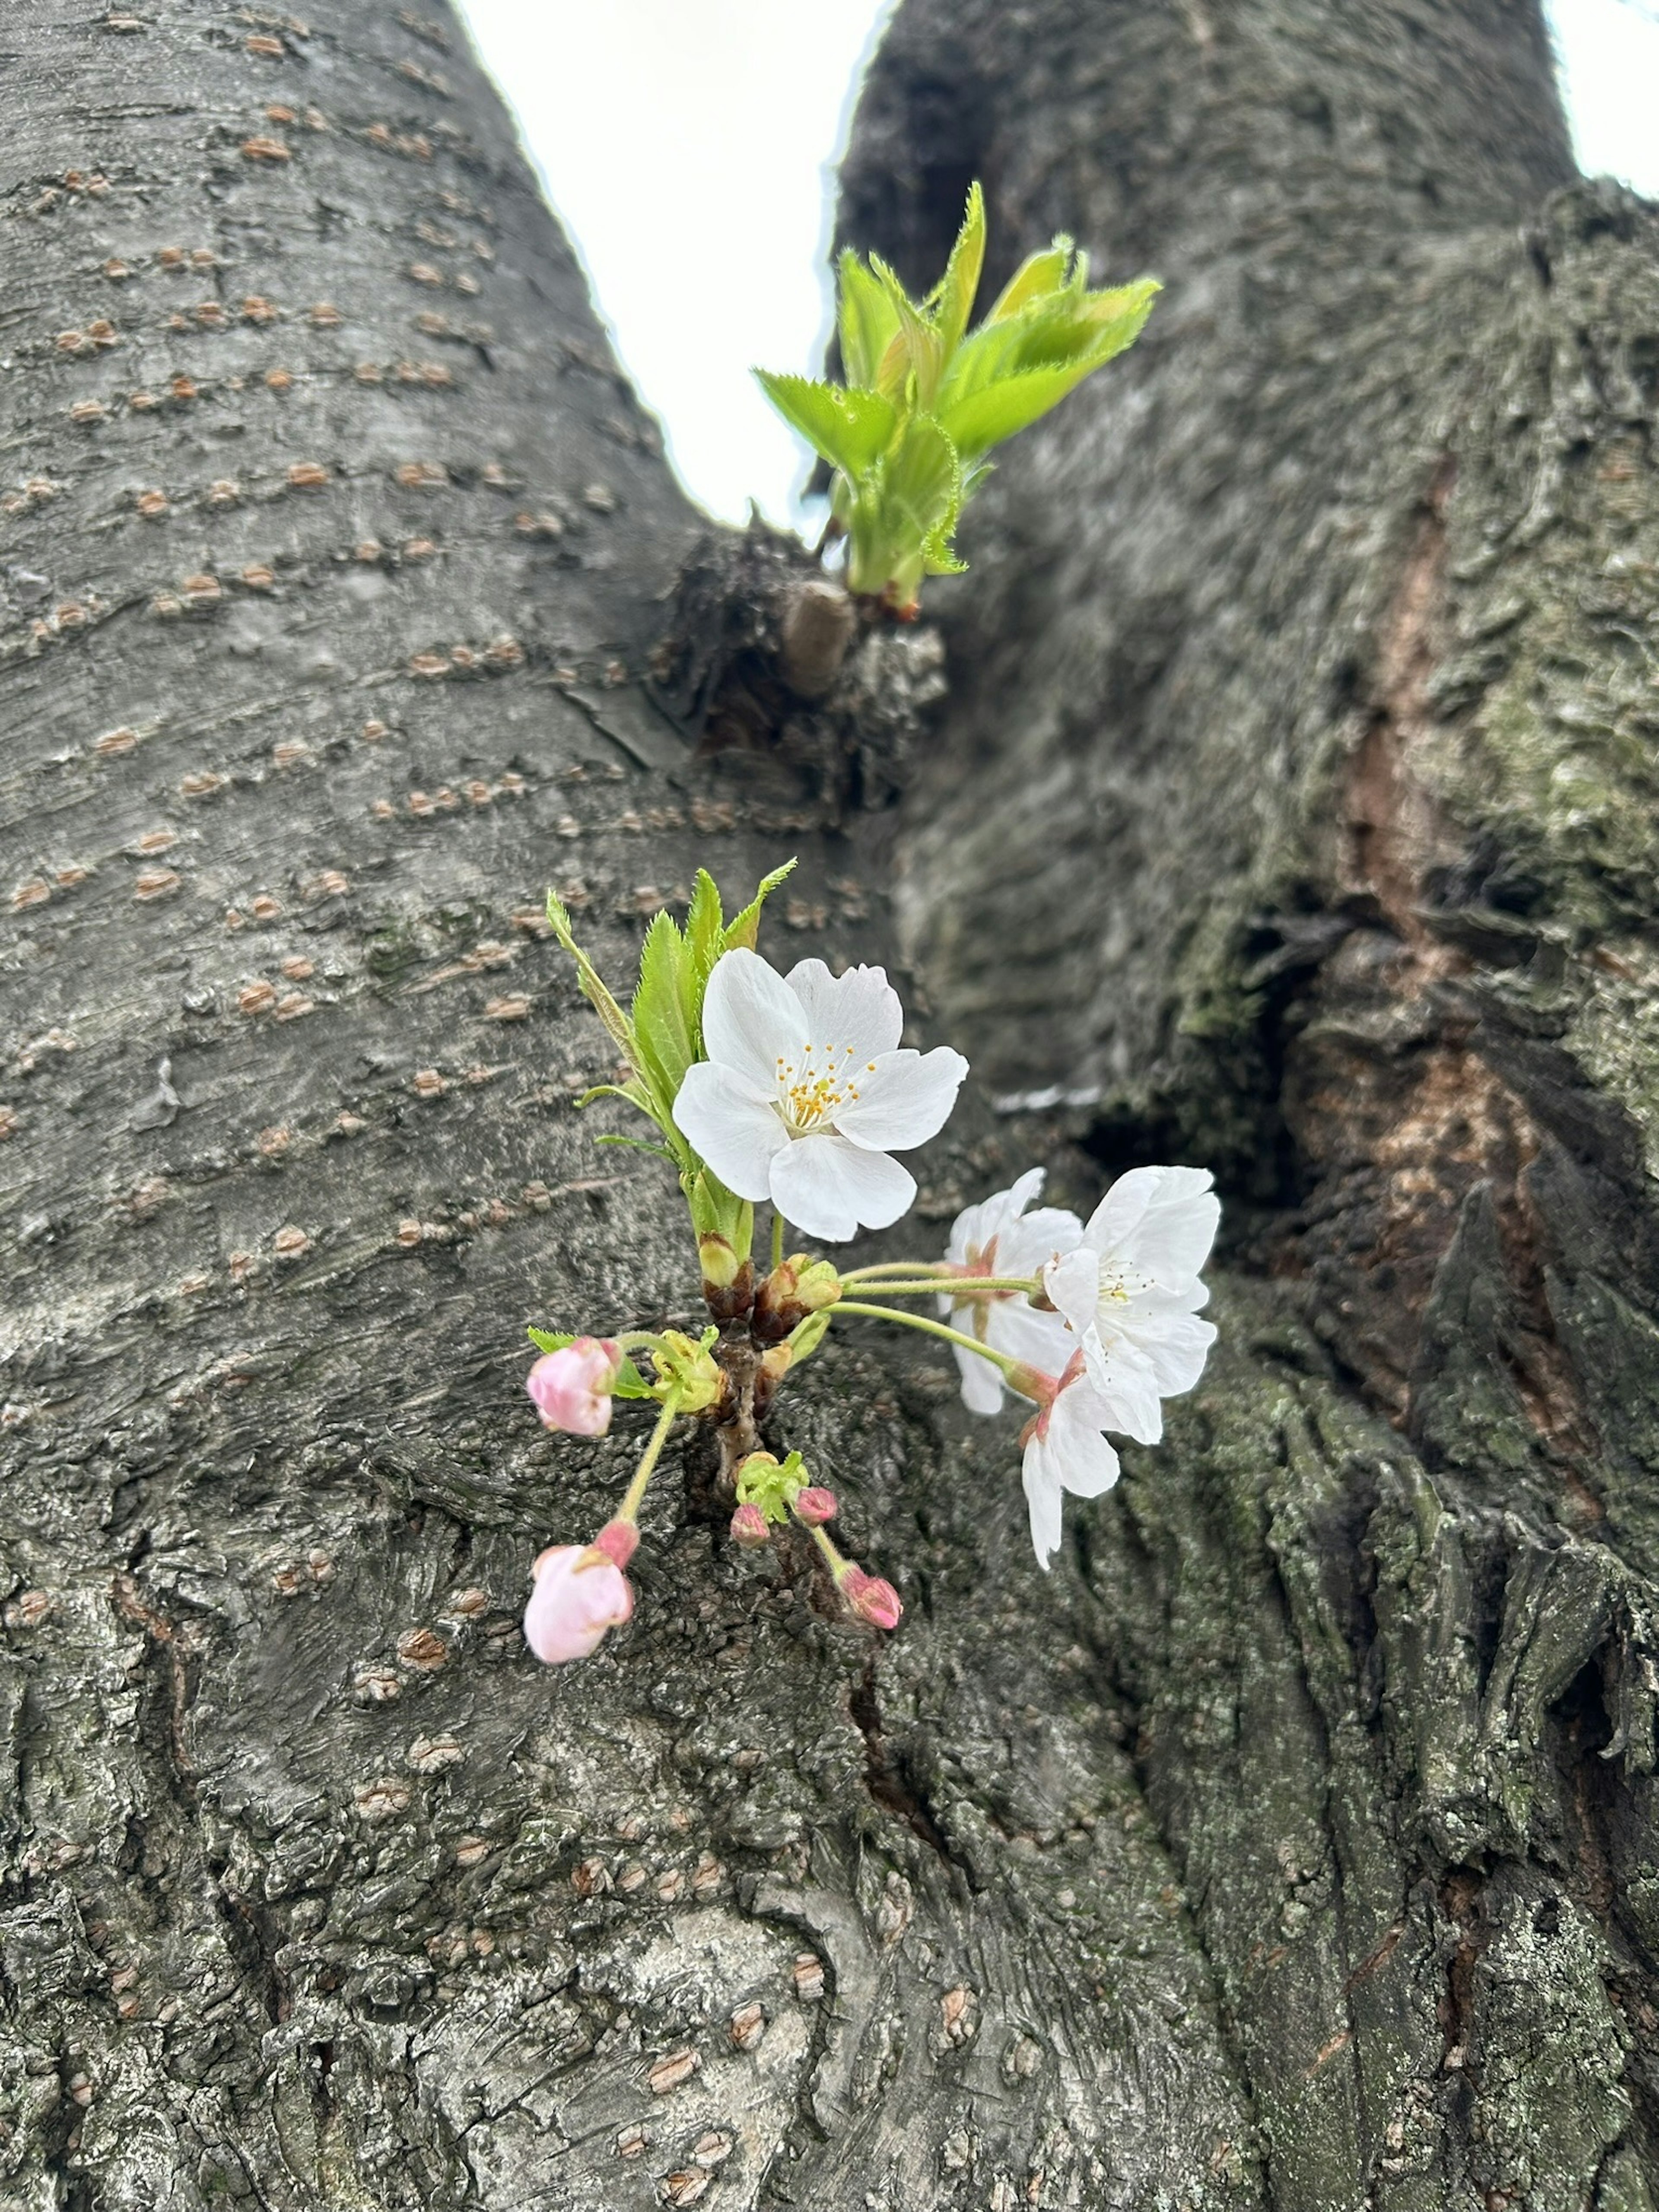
xmin=673 ymin=950 xmax=968 ymax=1243
xmin=1018 ymin=1351 xmax=1132 ymax=1570
xmin=1041 ymin=1165 xmax=1219 ymax=1443
xmin=938 ymin=1169 xmax=1081 ymax=1414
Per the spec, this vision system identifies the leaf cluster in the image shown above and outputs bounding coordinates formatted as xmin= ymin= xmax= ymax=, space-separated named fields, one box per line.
xmin=544 ymin=861 xmax=795 ymax=1246
xmin=756 ymin=183 xmax=1158 ymax=615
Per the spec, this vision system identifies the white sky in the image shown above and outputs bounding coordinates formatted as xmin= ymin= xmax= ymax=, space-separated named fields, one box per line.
xmin=455 ymin=0 xmax=1659 ymax=530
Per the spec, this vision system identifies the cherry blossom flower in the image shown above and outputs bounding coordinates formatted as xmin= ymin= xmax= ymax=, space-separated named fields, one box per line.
xmin=1040 ymin=1166 xmax=1218 ymax=1441
xmin=523 ymin=1538 xmax=633 ymax=1663
xmin=938 ymin=1168 xmax=1081 ymax=1414
xmin=672 ymin=951 xmax=967 ymax=1243
xmin=526 ymin=1337 xmax=624 ymax=1436
xmin=1016 ymin=1349 xmax=1144 ymax=1571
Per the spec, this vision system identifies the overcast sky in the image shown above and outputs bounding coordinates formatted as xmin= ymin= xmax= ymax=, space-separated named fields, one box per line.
xmin=455 ymin=0 xmax=1659 ymax=530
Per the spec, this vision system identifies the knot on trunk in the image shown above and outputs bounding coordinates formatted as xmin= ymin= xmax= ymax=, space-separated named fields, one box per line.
xmin=648 ymin=516 xmax=946 ymax=815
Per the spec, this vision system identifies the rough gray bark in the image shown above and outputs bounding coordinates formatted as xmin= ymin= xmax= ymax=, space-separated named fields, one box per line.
xmin=3 ymin=4 xmax=1657 ymax=2212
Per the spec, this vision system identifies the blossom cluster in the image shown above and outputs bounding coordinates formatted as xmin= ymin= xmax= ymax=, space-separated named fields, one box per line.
xmin=518 ymin=863 xmax=1218 ymax=1662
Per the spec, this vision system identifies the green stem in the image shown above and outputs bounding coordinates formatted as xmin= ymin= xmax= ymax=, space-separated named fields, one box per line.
xmin=616 ymin=1392 xmax=682 ymax=1524
xmin=804 ymin=1517 xmax=851 ymax=1582
xmin=836 ymin=1275 xmax=1038 ymax=1298
xmin=614 ymin=1328 xmax=666 ymax=1354
xmin=841 ymin=1260 xmax=942 ymax=1281
xmin=771 ymin=1209 xmax=786 ymax=1271
xmin=831 ymin=1300 xmax=1024 ymax=1376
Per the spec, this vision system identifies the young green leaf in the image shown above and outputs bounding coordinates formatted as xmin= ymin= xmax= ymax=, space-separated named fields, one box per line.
xmin=723 ymin=858 xmax=798 ymax=952
xmin=631 ymin=912 xmax=695 ymax=1103
xmin=871 ymin=255 xmax=944 ymax=409
xmin=683 ymin=869 xmax=725 ymax=1052
xmin=754 ymin=372 xmax=896 ymax=480
xmin=546 ymin=888 xmax=637 ymax=1064
xmin=929 ymin=181 xmax=985 ymax=361
xmin=837 ymin=248 xmax=901 ymax=389
xmin=985 ymin=240 xmax=1073 ymax=323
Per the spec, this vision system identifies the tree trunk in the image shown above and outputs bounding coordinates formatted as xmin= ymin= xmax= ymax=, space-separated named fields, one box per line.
xmin=3 ymin=4 xmax=1656 ymax=2211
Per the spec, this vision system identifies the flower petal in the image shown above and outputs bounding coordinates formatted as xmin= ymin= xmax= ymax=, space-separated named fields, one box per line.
xmin=1046 ymin=1384 xmax=1123 ymax=1497
xmin=672 ymin=1060 xmax=788 ymax=1200
xmin=701 ymin=949 xmax=807 ymax=1093
xmin=784 ymin=959 xmax=903 ymax=1062
xmin=835 ymin=1046 xmax=968 ymax=1151
xmin=1085 ymin=1165 xmax=1219 ymax=1285
xmin=986 ymin=1296 xmax=1075 ymax=1375
xmin=768 ymin=1133 xmax=915 ymax=1242
xmin=1079 ymin=1332 xmax=1163 ymax=1444
xmin=1043 ymin=1247 xmax=1100 ymax=1337
xmin=1021 ymin=1437 xmax=1065 ymax=1571
xmin=1118 ymin=1309 xmax=1217 ymax=1397
xmin=951 ymin=1338 xmax=1006 ymax=1417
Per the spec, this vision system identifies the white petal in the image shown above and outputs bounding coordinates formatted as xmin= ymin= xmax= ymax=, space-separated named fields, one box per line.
xmin=985 ymin=1296 xmax=1074 ymax=1377
xmin=952 ymin=1338 xmax=1005 ymax=1417
xmin=1001 ymin=1205 xmax=1084 ymax=1275
xmin=701 ymin=949 xmax=807 ymax=1093
xmin=783 ymin=959 xmax=903 ymax=1062
xmin=1043 ymin=1247 xmax=1100 ymax=1337
xmin=1022 ymin=1437 xmax=1065 ymax=1571
xmin=1079 ymin=1332 xmax=1163 ymax=1444
xmin=1002 ymin=1166 xmax=1048 ymax=1214
xmin=1118 ymin=1309 xmax=1217 ymax=1397
xmin=672 ymin=1061 xmax=787 ymax=1200
xmin=835 ymin=1046 xmax=968 ymax=1152
xmin=768 ymin=1133 xmax=915 ymax=1242
xmin=1085 ymin=1165 xmax=1219 ymax=1285
xmin=1046 ymin=1386 xmax=1122 ymax=1497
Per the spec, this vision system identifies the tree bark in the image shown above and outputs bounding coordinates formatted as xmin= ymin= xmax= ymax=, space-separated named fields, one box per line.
xmin=3 ymin=4 xmax=1657 ymax=2211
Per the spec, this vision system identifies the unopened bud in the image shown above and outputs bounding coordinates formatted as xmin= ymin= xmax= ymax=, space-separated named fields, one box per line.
xmin=729 ymin=1503 xmax=771 ymax=1548
xmin=842 ymin=1567 xmax=902 ymax=1631
xmin=753 ymin=1254 xmax=842 ymax=1344
xmin=792 ymin=1487 xmax=837 ymax=1527
xmin=655 ymin=1328 xmax=725 ymax=1413
xmin=789 ymin=1257 xmax=842 ymax=1314
xmin=698 ymin=1232 xmax=742 ymax=1290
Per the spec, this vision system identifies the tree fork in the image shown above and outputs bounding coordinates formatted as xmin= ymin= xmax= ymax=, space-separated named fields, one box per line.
xmin=3 ymin=3 xmax=1658 ymax=2210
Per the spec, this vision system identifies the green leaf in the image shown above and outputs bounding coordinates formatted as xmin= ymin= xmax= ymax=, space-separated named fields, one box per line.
xmin=837 ymin=249 xmax=901 ymax=390
xmin=940 ymin=280 xmax=1160 ymax=448
xmin=683 ymin=869 xmax=724 ymax=1055
xmin=940 ymin=365 xmax=1095 ymax=458
xmin=525 ymin=1329 xmax=653 ymax=1398
xmin=985 ymin=239 xmax=1073 ymax=323
xmin=546 ymin=888 xmax=637 ymax=1064
xmin=594 ymin=1133 xmax=680 ymax=1163
xmin=754 ymin=372 xmax=896 ymax=480
xmin=631 ymin=910 xmax=695 ymax=1109
xmin=881 ymin=415 xmax=961 ymax=551
xmin=929 ymin=181 xmax=985 ymax=361
xmin=575 ymin=1079 xmax=654 ymax=1112
xmin=723 ymin=858 xmax=798 ymax=953
xmin=871 ymin=254 xmax=944 ymax=408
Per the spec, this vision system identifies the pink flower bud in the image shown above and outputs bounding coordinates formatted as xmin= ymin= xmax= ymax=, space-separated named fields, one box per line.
xmin=842 ymin=1567 xmax=903 ymax=1630
xmin=729 ymin=1502 xmax=771 ymax=1548
xmin=522 ymin=1542 xmax=633 ymax=1664
xmin=792 ymin=1486 xmax=838 ymax=1526
xmin=526 ymin=1338 xmax=623 ymax=1436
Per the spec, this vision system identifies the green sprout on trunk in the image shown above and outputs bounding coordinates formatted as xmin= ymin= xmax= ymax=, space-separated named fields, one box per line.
xmin=756 ymin=181 xmax=1159 ymax=617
